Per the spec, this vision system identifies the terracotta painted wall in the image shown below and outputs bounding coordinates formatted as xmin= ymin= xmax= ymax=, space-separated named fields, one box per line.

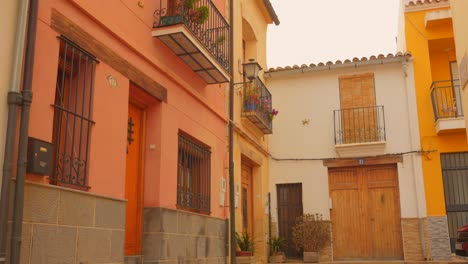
xmin=404 ymin=6 xmax=468 ymax=216
xmin=0 ymin=0 xmax=19 ymax=191
xmin=28 ymin=0 xmax=228 ymax=219
xmin=451 ymin=0 xmax=468 ymax=132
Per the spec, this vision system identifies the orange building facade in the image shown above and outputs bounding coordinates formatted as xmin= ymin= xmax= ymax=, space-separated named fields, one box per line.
xmin=8 ymin=0 xmax=231 ymax=263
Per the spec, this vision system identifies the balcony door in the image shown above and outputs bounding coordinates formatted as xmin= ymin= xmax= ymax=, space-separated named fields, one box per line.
xmin=450 ymin=61 xmax=463 ymax=117
xmin=339 ymin=73 xmax=378 ymax=144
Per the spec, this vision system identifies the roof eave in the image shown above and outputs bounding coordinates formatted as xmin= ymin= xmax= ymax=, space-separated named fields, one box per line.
xmin=263 ymin=0 xmax=280 ymax=25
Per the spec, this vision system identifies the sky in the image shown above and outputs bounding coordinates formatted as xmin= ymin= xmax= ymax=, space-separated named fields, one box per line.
xmin=267 ymin=0 xmax=401 ymax=68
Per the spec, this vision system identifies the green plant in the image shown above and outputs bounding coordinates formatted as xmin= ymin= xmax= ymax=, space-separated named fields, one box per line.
xmin=291 ymin=213 xmax=330 ymax=252
xmin=215 ymin=34 xmax=226 ymax=46
xmin=235 ymin=232 xmax=255 ymax=252
xmin=268 ymin=236 xmax=285 ymax=255
xmin=184 ymin=0 xmax=198 ymax=9
xmin=184 ymin=0 xmax=210 ymax=24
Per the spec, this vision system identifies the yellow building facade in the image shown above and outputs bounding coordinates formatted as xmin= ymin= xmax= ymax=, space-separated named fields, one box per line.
xmin=451 ymin=0 xmax=468 ymax=124
xmin=399 ymin=0 xmax=468 ymax=260
xmin=231 ymin=0 xmax=278 ymax=263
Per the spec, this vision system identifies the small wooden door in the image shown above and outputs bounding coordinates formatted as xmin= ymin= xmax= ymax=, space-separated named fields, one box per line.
xmin=125 ymin=103 xmax=144 ymax=255
xmin=329 ymin=164 xmax=403 ymax=260
xmin=241 ymin=163 xmax=253 ymax=236
xmin=277 ymin=183 xmax=303 ymax=259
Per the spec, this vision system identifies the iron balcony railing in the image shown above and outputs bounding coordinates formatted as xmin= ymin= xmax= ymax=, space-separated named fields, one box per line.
xmin=334 ymin=105 xmax=386 ymax=145
xmin=431 ymin=80 xmax=463 ymax=121
xmin=153 ymin=0 xmax=230 ymax=73
xmin=242 ymin=78 xmax=273 ymax=134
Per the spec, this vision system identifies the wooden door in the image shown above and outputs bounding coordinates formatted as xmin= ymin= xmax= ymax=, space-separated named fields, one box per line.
xmin=329 ymin=164 xmax=403 ymax=260
xmin=241 ymin=163 xmax=253 ymax=236
xmin=339 ymin=73 xmax=377 ymax=143
xmin=125 ymin=103 xmax=144 ymax=255
xmin=277 ymin=183 xmax=303 ymax=259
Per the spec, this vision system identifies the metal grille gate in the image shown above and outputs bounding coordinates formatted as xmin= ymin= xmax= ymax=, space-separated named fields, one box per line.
xmin=441 ymin=152 xmax=468 ymax=252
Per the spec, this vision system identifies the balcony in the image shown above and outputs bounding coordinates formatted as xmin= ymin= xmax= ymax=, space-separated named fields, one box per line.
xmin=241 ymin=78 xmax=273 ymax=134
xmin=152 ymin=0 xmax=230 ymax=84
xmin=333 ymin=105 xmax=386 ymax=157
xmin=431 ymin=80 xmax=465 ymax=134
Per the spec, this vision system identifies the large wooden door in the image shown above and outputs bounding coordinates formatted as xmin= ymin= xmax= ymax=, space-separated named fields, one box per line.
xmin=277 ymin=183 xmax=303 ymax=259
xmin=241 ymin=163 xmax=253 ymax=236
xmin=329 ymin=164 xmax=403 ymax=260
xmin=125 ymin=103 xmax=144 ymax=255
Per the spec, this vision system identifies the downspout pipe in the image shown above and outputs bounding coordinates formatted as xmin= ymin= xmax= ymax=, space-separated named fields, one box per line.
xmin=228 ymin=0 xmax=236 ymax=262
xmin=0 ymin=0 xmax=31 ymax=262
xmin=9 ymin=0 xmax=37 ymax=262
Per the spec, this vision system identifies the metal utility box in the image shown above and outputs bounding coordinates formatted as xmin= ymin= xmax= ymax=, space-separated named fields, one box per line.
xmin=27 ymin=137 xmax=53 ymax=175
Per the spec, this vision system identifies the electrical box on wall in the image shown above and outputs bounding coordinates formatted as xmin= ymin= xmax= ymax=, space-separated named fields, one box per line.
xmin=27 ymin=137 xmax=53 ymax=175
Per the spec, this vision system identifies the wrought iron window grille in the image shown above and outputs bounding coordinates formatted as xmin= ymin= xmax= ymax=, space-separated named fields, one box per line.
xmin=177 ymin=133 xmax=211 ymax=214
xmin=50 ymin=36 xmax=97 ymax=190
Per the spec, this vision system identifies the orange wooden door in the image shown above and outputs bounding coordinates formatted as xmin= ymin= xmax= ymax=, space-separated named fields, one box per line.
xmin=241 ymin=163 xmax=253 ymax=236
xmin=125 ymin=103 xmax=144 ymax=255
xmin=329 ymin=164 xmax=403 ymax=260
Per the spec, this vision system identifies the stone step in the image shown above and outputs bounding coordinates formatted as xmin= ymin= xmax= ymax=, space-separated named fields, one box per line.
xmin=124 ymin=255 xmax=143 ymax=264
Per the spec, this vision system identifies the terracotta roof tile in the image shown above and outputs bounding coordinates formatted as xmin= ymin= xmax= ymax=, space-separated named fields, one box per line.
xmin=266 ymin=52 xmax=412 ymax=73
xmin=406 ymin=0 xmax=449 ymax=7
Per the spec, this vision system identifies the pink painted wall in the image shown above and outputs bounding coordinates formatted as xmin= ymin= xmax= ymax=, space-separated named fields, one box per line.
xmin=28 ymin=0 xmax=228 ymax=218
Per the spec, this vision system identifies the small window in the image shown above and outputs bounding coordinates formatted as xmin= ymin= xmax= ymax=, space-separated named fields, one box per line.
xmin=51 ymin=36 xmax=97 ymax=190
xmin=177 ymin=133 xmax=211 ymax=214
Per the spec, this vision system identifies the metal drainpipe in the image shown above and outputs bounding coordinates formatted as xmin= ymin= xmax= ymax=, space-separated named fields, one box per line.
xmin=9 ymin=0 xmax=37 ymax=263
xmin=0 ymin=0 xmax=31 ymax=262
xmin=228 ymin=0 xmax=236 ymax=262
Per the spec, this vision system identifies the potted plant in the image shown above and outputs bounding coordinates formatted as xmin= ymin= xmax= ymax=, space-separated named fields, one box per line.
xmin=291 ymin=214 xmax=330 ymax=263
xmin=268 ymin=236 xmax=286 ymax=263
xmin=244 ymin=85 xmax=259 ymax=111
xmin=184 ymin=0 xmax=210 ymax=24
xmin=235 ymin=232 xmax=254 ymax=256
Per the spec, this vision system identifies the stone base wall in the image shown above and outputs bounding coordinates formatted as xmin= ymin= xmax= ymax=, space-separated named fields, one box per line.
xmin=426 ymin=216 xmax=451 ymax=261
xmin=6 ymin=181 xmax=126 ymax=264
xmin=401 ymin=218 xmax=425 ymax=261
xmin=142 ymin=207 xmax=227 ymax=264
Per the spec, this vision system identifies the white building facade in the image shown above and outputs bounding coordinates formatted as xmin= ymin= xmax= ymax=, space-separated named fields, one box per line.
xmin=265 ymin=53 xmax=428 ymax=262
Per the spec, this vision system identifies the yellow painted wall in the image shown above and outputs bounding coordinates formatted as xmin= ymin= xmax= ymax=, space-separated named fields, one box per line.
xmin=404 ymin=6 xmax=468 ymax=216
xmin=451 ymin=0 xmax=468 ymax=131
xmin=232 ymin=0 xmax=275 ymax=262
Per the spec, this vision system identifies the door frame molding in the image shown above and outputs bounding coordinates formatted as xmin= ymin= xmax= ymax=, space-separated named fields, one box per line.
xmin=323 ymin=155 xmax=402 ymax=168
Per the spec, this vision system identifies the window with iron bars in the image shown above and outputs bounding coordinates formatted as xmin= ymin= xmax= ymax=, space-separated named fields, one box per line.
xmin=177 ymin=133 xmax=211 ymax=214
xmin=51 ymin=36 xmax=97 ymax=190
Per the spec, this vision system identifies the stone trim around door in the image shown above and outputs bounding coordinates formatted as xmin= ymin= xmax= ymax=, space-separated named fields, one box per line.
xmin=142 ymin=207 xmax=227 ymax=264
xmin=7 ymin=181 xmax=126 ymax=264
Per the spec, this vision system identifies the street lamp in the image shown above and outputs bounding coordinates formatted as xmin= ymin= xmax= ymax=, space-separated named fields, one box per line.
xmin=242 ymin=59 xmax=262 ymax=81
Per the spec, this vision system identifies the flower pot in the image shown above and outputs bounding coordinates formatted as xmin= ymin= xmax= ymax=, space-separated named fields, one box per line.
xmin=244 ymin=101 xmax=257 ymax=111
xmin=303 ymin=251 xmax=319 ymax=263
xmin=236 ymin=255 xmax=255 ymax=264
xmin=269 ymin=253 xmax=286 ymax=263
xmin=236 ymin=251 xmax=253 ymax=257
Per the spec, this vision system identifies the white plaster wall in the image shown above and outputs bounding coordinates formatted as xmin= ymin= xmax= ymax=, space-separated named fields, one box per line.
xmin=266 ymin=60 xmax=426 ymax=223
xmin=397 ymin=0 xmax=408 ymax=52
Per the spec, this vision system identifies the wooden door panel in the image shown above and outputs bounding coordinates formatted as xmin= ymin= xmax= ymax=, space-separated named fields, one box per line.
xmin=125 ymin=103 xmax=144 ymax=255
xmin=241 ymin=163 xmax=253 ymax=236
xmin=331 ymin=189 xmax=365 ymax=260
xmin=329 ymin=164 xmax=403 ymax=260
xmin=368 ymin=187 xmax=403 ymax=259
xmin=277 ymin=183 xmax=303 ymax=259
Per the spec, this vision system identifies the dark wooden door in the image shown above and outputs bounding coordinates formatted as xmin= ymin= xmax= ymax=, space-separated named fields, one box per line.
xmin=277 ymin=183 xmax=303 ymax=259
xmin=329 ymin=164 xmax=403 ymax=260
xmin=241 ymin=163 xmax=253 ymax=236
